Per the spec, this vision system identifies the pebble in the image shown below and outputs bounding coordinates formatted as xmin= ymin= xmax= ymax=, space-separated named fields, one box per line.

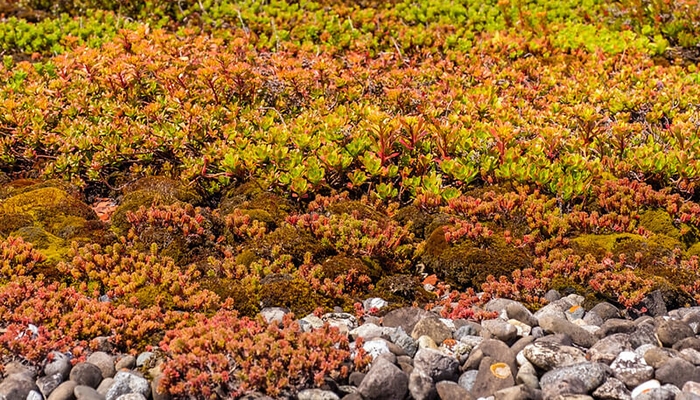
xmin=8 ymin=296 xmax=700 ymax=400
xmin=87 ymin=352 xmax=116 ymax=379
xmin=70 ymin=363 xmax=103 ymax=389
xmin=609 ymin=351 xmax=654 ymax=387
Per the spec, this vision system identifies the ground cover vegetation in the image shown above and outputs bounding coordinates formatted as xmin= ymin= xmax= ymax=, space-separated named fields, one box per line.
xmin=2 ymin=0 xmax=700 ymax=397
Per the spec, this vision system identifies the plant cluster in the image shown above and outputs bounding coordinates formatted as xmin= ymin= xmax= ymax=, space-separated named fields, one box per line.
xmin=2 ymin=0 xmax=700 ymax=397
xmin=159 ymin=312 xmax=352 ymax=398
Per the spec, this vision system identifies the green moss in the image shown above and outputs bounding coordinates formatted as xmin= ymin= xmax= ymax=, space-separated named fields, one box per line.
xmin=235 ymin=249 xmax=259 ymax=267
xmin=11 ymin=226 xmax=68 ymax=265
xmin=259 ymin=275 xmax=329 ymax=316
xmin=636 ymin=209 xmax=700 ymax=248
xmin=111 ymin=176 xmax=203 ymax=235
xmin=239 ymin=208 xmax=275 ymax=227
xmin=320 ymin=255 xmax=372 ymax=281
xmin=570 ymin=233 xmax=681 ymax=269
xmin=124 ymin=176 xmax=202 ymax=204
xmin=424 ymin=233 xmax=532 ymax=290
xmin=0 ymin=179 xmax=80 ymax=200
xmin=326 ymin=200 xmax=386 ymax=222
xmin=133 ymin=226 xmax=187 ymax=263
xmin=0 ymin=183 xmax=110 ymax=245
xmin=0 ymin=187 xmax=96 ymax=224
xmin=0 ymin=212 xmax=34 ymax=236
xmin=218 ymin=182 xmax=293 ymax=228
xmin=130 ymin=285 xmax=176 ymax=309
xmin=688 ymin=242 xmax=700 ymax=258
xmin=639 ymin=210 xmax=679 ymax=238
xmin=263 ymin=224 xmax=330 ymax=263
xmin=200 ymin=277 xmax=260 ymax=317
xmin=393 ymin=205 xmax=434 ymax=239
xmin=371 ymin=274 xmax=436 ymax=305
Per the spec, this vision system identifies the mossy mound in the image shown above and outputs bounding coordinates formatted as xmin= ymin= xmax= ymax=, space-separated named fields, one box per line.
xmin=259 ymin=274 xmax=330 ymax=316
xmin=392 ymin=205 xmax=435 ymax=239
xmin=218 ymin=181 xmax=294 ymax=228
xmin=111 ymin=176 xmax=203 ymax=235
xmin=130 ymin=285 xmax=177 ymax=309
xmin=0 ymin=186 xmax=97 ymax=224
xmin=319 ymin=255 xmax=373 ymax=281
xmin=0 ymin=184 xmax=107 ymax=251
xmin=570 ymin=233 xmax=682 ymax=269
xmin=123 ymin=176 xmax=203 ymax=204
xmin=326 ymin=200 xmax=387 ymax=222
xmin=0 ymin=179 xmax=81 ymax=200
xmin=262 ymin=224 xmax=331 ymax=264
xmin=11 ymin=226 xmax=68 ymax=266
xmin=370 ymin=274 xmax=436 ymax=306
xmin=638 ymin=209 xmax=698 ymax=248
xmin=128 ymin=205 xmax=217 ymax=265
xmin=0 ymin=212 xmax=34 ymax=236
xmin=422 ymin=227 xmax=532 ymax=290
xmin=199 ymin=277 xmax=260 ymax=317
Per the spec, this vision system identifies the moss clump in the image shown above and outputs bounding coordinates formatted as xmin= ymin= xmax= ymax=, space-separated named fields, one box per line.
xmin=0 ymin=179 xmax=79 ymax=200
xmin=259 ymin=275 xmax=329 ymax=316
xmin=421 ymin=225 xmax=451 ymax=267
xmin=688 ymin=242 xmax=700 ymax=258
xmin=235 ymin=249 xmax=259 ymax=268
xmin=11 ymin=226 xmax=68 ymax=265
xmin=423 ymin=229 xmax=532 ymax=290
xmin=326 ymin=200 xmax=386 ymax=222
xmin=570 ymin=233 xmax=682 ymax=269
xmin=199 ymin=277 xmax=260 ymax=317
xmin=0 ymin=187 xmax=97 ymax=224
xmin=50 ymin=217 xmax=112 ymax=246
xmin=111 ymin=176 xmax=202 ymax=235
xmin=0 ymin=182 xmax=110 ymax=246
xmin=393 ymin=205 xmax=434 ymax=239
xmin=263 ymin=224 xmax=330 ymax=263
xmin=133 ymin=225 xmax=189 ymax=264
xmin=638 ymin=209 xmax=698 ymax=247
xmin=123 ymin=176 xmax=202 ymax=204
xmin=238 ymin=208 xmax=276 ymax=229
xmin=218 ymin=181 xmax=293 ymax=227
xmin=371 ymin=274 xmax=436 ymax=306
xmin=639 ymin=210 xmax=679 ymax=238
xmin=319 ymin=255 xmax=372 ymax=281
xmin=131 ymin=285 xmax=176 ymax=309
xmin=0 ymin=212 xmax=34 ymax=236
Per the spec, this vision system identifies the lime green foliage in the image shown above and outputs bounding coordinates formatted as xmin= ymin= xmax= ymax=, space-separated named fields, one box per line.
xmin=0 ymin=10 xmax=138 ymax=56
xmin=5 ymin=0 xmax=700 ymax=397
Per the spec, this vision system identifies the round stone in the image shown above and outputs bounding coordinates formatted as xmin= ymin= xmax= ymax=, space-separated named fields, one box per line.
xmin=490 ymin=363 xmax=511 ymax=379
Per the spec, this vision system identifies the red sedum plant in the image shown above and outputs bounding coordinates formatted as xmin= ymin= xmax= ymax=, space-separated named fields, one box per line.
xmin=159 ymin=311 xmax=351 ymax=398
